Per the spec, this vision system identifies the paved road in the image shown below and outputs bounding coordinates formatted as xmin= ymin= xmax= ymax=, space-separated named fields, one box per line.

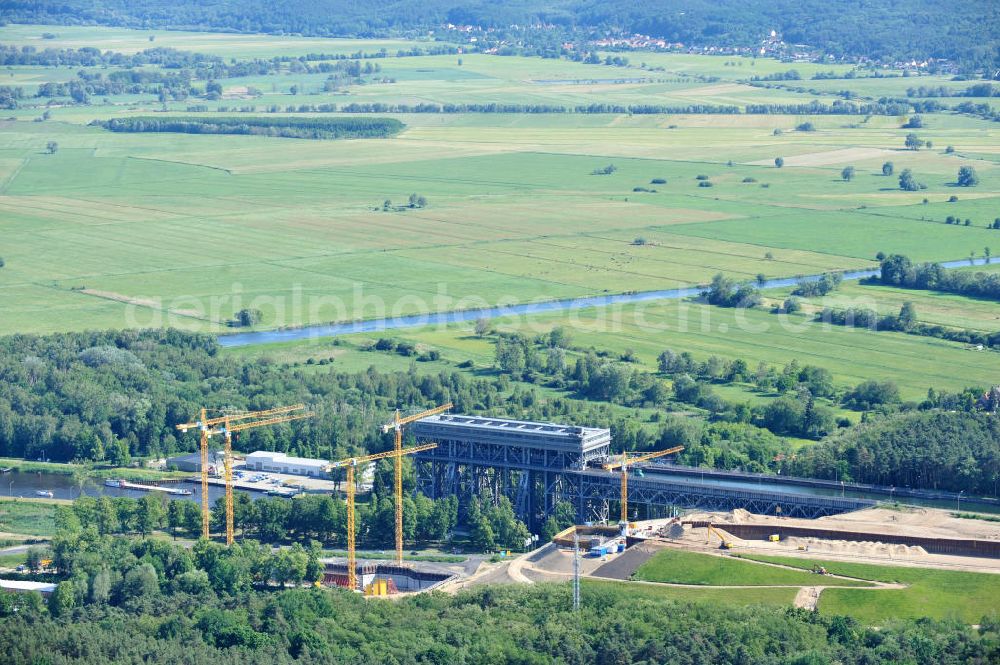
xmin=0 ymin=544 xmax=34 ymax=556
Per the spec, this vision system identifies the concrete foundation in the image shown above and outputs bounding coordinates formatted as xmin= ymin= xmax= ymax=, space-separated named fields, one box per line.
xmin=322 ymin=562 xmax=453 ymax=593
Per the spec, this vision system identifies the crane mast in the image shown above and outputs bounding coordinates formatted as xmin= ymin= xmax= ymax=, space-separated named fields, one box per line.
xmin=329 ymin=442 xmax=438 ymax=590
xmin=381 ymin=403 xmax=451 ymax=564
xmin=602 ymin=445 xmax=684 ymax=525
xmin=176 ymin=404 xmax=314 ymax=544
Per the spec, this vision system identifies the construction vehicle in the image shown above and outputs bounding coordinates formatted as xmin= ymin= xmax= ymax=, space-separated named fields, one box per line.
xmin=329 ymin=442 xmax=437 ymax=591
xmin=601 ymin=446 xmax=684 ymax=528
xmin=381 ymin=403 xmax=451 ymax=565
xmin=176 ymin=405 xmax=314 ymax=544
xmin=706 ymin=524 xmax=734 ymax=549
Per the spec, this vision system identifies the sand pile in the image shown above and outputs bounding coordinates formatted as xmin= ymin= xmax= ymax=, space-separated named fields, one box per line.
xmin=784 ymin=536 xmax=926 ymax=557
xmin=731 ymin=509 xmax=753 ymax=524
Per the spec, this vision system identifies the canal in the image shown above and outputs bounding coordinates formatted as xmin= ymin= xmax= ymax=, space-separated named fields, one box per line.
xmin=639 ymin=466 xmax=1000 ymax=515
xmin=5 ymin=467 xmax=996 ymax=517
xmin=1 ymin=471 xmax=267 ymax=505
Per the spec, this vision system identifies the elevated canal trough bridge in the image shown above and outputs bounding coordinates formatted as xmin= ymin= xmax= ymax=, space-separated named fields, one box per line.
xmin=411 ymin=414 xmax=872 ymax=526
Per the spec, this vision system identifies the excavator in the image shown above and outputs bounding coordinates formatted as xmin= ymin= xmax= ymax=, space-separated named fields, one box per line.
xmin=706 ymin=524 xmax=734 ymax=549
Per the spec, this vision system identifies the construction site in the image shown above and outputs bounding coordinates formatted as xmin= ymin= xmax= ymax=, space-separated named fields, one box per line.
xmin=529 ymin=506 xmax=1000 ymax=579
xmin=175 ymin=405 xmax=1000 ymax=600
xmin=418 ymin=505 xmax=1000 ymax=618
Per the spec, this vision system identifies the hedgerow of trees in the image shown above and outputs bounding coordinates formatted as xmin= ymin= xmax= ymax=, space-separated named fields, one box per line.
xmin=98 ymin=116 xmax=404 ymax=140
xmin=877 ymin=254 xmax=1000 ymax=302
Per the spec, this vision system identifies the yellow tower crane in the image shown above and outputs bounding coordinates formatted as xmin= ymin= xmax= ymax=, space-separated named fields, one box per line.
xmin=329 ymin=442 xmax=438 ymax=591
xmin=381 ymin=403 xmax=452 ymax=565
xmin=176 ymin=405 xmax=314 ymax=544
xmin=602 ymin=445 xmax=685 ymax=524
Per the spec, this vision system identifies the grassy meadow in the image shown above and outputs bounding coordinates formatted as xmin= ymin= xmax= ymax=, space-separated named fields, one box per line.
xmin=739 ymin=554 xmax=1000 ymax=623
xmin=584 ymin=578 xmax=798 ymax=608
xmin=632 ymin=548 xmax=871 ymax=587
xmin=767 ymin=262 xmax=1000 ymax=333
xmin=0 ymin=24 xmax=998 ymax=398
xmin=0 ymin=498 xmax=58 ymax=538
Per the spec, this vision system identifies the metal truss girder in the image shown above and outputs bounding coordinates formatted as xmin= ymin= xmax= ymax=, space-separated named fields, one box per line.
xmin=416 ymin=451 xmax=871 ymax=526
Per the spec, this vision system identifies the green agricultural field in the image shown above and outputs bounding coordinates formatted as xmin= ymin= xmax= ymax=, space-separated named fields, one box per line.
xmin=1 ymin=25 xmax=999 ymax=398
xmin=2 ymin=115 xmax=996 ymax=337
xmin=739 ymin=554 xmax=1000 ymax=623
xmin=0 ymin=24 xmax=433 ymax=59
xmin=632 ymin=548 xmax=871 ymax=587
xmin=0 ymin=499 xmax=58 ymax=538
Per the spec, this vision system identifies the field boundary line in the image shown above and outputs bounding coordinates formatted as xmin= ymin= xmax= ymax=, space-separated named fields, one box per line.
xmin=129 ymin=155 xmax=234 ymax=175
xmin=0 ymin=156 xmax=29 ymax=194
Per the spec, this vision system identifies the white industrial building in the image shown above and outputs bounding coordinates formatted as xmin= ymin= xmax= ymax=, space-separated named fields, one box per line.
xmin=0 ymin=580 xmax=57 ymax=596
xmin=244 ymin=451 xmax=330 ymax=477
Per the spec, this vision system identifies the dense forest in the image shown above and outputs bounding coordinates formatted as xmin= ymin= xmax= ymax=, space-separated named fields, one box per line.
xmin=1 ymin=520 xmax=997 ymax=664
xmin=0 ymin=330 xmax=645 ymax=464
xmin=0 ymin=330 xmax=997 ymax=496
xmin=97 ymin=116 xmax=404 ymax=140
xmin=1 ymin=0 xmax=997 ymax=69
xmin=789 ymin=411 xmax=1000 ymax=495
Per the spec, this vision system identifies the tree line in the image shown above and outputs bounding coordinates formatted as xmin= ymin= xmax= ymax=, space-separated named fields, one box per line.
xmin=182 ymin=101 xmax=943 ymax=116
xmin=314 ymin=101 xmax=938 ymax=116
xmin=810 ymin=254 xmax=1000 ymax=348
xmin=97 ymin=116 xmax=404 ymax=140
xmin=907 ymin=82 xmax=1000 ymax=98
xmin=65 ymin=461 xmax=537 ymax=553
xmin=2 ymin=47 xmax=383 ymax=107
xmin=877 ymin=254 xmax=1000 ymax=302
xmin=66 ymin=479 xmax=465 ymax=551
xmin=814 ymin=300 xmax=1000 ymax=350
xmin=0 ymin=43 xmax=458 ymax=69
xmin=492 ymin=327 xmax=895 ymax=442
xmin=31 ymin=58 xmax=380 ymax=104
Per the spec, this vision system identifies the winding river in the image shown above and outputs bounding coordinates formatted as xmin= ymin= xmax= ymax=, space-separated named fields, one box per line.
xmin=218 ymin=258 xmax=993 ymax=348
